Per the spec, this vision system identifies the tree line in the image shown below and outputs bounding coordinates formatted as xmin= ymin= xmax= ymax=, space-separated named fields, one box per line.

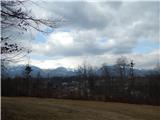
xmin=2 ymin=57 xmax=160 ymax=105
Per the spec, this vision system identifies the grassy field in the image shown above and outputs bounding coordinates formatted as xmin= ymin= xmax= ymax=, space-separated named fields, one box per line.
xmin=1 ymin=97 xmax=160 ymax=120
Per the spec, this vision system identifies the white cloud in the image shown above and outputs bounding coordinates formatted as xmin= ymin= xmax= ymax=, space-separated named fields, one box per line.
xmin=17 ymin=49 xmax=159 ymax=69
xmin=17 ymin=1 xmax=159 ymax=69
xmin=48 ymin=32 xmax=74 ymax=46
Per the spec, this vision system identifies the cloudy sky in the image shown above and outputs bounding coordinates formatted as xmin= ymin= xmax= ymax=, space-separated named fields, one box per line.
xmin=19 ymin=1 xmax=160 ymax=69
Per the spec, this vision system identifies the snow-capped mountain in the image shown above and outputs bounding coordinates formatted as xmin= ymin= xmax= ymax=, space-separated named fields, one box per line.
xmin=7 ymin=65 xmax=76 ymax=78
xmin=6 ymin=65 xmax=154 ymax=78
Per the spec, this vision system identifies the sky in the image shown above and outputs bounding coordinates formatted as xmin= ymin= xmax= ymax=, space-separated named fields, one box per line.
xmin=18 ymin=1 xmax=160 ymax=69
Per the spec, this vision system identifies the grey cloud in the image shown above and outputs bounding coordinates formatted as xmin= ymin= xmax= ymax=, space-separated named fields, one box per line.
xmin=33 ymin=1 xmax=158 ymax=53
xmin=43 ymin=2 xmax=112 ymax=30
xmin=28 ymin=1 xmax=159 ymax=69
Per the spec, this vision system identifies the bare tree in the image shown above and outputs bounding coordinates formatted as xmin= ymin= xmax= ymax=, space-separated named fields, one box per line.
xmin=129 ymin=60 xmax=135 ymax=92
xmin=115 ymin=56 xmax=129 ymax=99
xmin=87 ymin=66 xmax=96 ymax=99
xmin=77 ymin=62 xmax=96 ymax=99
xmin=1 ymin=0 xmax=64 ymax=66
xmin=77 ymin=63 xmax=88 ymax=99
xmin=101 ymin=63 xmax=111 ymax=100
xmin=116 ymin=56 xmax=129 ymax=81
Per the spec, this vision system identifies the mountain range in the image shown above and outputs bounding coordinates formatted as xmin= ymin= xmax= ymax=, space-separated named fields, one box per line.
xmin=6 ymin=65 xmax=155 ymax=78
xmin=7 ymin=65 xmax=76 ymax=78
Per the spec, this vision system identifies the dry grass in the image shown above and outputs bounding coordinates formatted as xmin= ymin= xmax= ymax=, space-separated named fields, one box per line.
xmin=1 ymin=97 xmax=160 ymax=120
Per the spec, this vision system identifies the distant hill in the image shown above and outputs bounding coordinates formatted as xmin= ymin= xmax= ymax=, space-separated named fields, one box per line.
xmin=6 ymin=65 xmax=154 ymax=78
xmin=7 ymin=65 xmax=76 ymax=78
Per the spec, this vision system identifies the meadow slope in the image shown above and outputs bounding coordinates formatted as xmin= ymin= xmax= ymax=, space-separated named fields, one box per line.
xmin=1 ymin=97 xmax=160 ymax=120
